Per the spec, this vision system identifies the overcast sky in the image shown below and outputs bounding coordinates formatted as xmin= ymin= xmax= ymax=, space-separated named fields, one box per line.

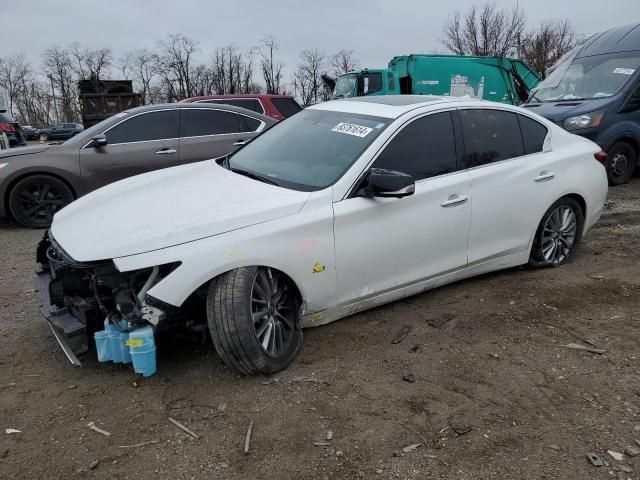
xmin=4 ymin=0 xmax=640 ymax=78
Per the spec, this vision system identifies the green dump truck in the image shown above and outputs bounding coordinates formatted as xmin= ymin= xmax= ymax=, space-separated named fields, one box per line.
xmin=332 ymin=54 xmax=540 ymax=105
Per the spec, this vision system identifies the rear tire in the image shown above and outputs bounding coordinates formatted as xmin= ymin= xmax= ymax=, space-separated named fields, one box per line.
xmin=206 ymin=267 xmax=303 ymax=375
xmin=8 ymin=175 xmax=75 ymax=228
xmin=529 ymin=197 xmax=584 ymax=268
xmin=606 ymin=141 xmax=637 ymax=186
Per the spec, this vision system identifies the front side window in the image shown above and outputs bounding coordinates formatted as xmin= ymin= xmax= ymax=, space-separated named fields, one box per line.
xmin=459 ymin=109 xmax=524 ymax=167
xmin=333 ymin=74 xmax=357 ymax=99
xmin=181 ymin=109 xmax=247 ymax=137
xmin=106 ymin=110 xmax=179 ymax=144
xmin=518 ymin=115 xmax=548 ymax=154
xmin=229 ymin=109 xmax=390 ymax=191
xmin=361 ymin=72 xmax=383 ymax=95
xmin=373 ymin=112 xmax=458 ymax=180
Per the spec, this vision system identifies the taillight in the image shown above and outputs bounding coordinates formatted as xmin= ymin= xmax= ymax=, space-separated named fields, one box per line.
xmin=594 ymin=151 xmax=608 ymax=165
xmin=0 ymin=123 xmax=15 ymax=133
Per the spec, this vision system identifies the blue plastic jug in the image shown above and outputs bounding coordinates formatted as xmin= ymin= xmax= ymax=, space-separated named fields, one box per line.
xmin=127 ymin=326 xmax=157 ymax=377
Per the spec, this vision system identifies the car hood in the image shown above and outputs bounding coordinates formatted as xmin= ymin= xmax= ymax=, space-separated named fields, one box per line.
xmin=522 ymin=98 xmax=613 ymax=123
xmin=51 ymin=160 xmax=312 ymax=261
xmin=0 ymin=144 xmax=50 ymax=159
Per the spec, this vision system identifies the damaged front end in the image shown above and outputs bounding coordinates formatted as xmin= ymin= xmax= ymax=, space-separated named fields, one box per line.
xmin=35 ymin=231 xmax=179 ymax=368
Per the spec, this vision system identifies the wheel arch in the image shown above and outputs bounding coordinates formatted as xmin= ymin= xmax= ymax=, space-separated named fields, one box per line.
xmin=4 ymin=171 xmax=78 ymax=220
xmin=528 ymin=192 xmax=588 ymax=251
xmin=605 ymin=136 xmax=639 ymax=157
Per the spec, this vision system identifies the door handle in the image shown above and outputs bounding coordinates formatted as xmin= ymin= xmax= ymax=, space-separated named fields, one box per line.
xmin=155 ymin=148 xmax=176 ymax=155
xmin=441 ymin=194 xmax=468 ymax=207
xmin=233 ymin=139 xmax=248 ymax=146
xmin=534 ymin=171 xmax=555 ymax=182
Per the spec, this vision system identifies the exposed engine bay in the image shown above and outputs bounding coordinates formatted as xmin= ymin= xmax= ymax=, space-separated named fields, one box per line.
xmin=35 ymin=232 xmax=204 ymax=368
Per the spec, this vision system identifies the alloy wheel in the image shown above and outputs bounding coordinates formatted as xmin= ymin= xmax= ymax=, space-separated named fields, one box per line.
xmin=16 ymin=182 xmax=68 ymax=225
xmin=250 ymin=268 xmax=297 ymax=357
xmin=541 ymin=205 xmax=577 ymax=265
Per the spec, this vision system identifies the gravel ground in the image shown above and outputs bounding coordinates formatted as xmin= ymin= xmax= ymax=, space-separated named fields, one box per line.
xmin=1 ymin=180 xmax=640 ymax=480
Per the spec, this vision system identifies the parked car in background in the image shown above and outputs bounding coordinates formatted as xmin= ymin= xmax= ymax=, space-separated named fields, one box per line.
xmin=21 ymin=125 xmax=41 ymax=140
xmin=181 ymin=94 xmax=301 ymax=121
xmin=524 ymin=22 xmax=640 ymax=185
xmin=0 ymin=103 xmax=275 ymax=228
xmin=0 ymin=109 xmax=26 ymax=147
xmin=38 ymin=123 xmax=84 ymax=142
xmin=36 ymin=96 xmax=607 ymax=373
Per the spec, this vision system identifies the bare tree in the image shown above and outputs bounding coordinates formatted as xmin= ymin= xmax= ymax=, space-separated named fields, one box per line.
xmin=211 ymin=45 xmax=260 ymax=95
xmin=120 ymin=49 xmax=160 ymax=104
xmin=442 ymin=2 xmax=526 ymax=57
xmin=0 ymin=53 xmax=29 ymax=113
xmin=521 ymin=20 xmax=577 ymax=78
xmin=260 ymin=35 xmax=284 ymax=94
xmin=293 ymin=49 xmax=326 ymax=106
xmin=42 ymin=45 xmax=79 ymax=122
xmin=69 ymin=43 xmax=113 ymax=80
xmin=330 ymin=49 xmax=359 ymax=77
xmin=156 ymin=34 xmax=199 ymax=101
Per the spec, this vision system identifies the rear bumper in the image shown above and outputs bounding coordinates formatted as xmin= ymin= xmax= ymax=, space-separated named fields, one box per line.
xmin=35 ymin=264 xmax=86 ymax=366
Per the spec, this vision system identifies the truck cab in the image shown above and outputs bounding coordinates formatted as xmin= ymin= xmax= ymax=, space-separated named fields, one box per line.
xmin=333 ymin=69 xmax=398 ymax=98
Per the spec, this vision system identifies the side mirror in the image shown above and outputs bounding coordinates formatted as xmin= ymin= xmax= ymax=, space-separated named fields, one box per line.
xmin=91 ymin=134 xmax=108 ymax=148
xmin=364 ymin=168 xmax=415 ymax=198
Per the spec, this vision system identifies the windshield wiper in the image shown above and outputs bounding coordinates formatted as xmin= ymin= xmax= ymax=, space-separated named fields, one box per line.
xmin=231 ymin=167 xmax=280 ymax=186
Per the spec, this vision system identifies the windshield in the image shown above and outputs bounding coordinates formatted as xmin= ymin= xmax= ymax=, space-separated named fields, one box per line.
xmin=531 ymin=51 xmax=640 ymax=102
xmin=229 ymin=109 xmax=390 ymax=191
xmin=333 ymin=74 xmax=357 ymax=99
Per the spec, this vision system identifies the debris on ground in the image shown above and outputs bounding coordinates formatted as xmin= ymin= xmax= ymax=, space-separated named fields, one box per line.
xmin=586 ymin=452 xmax=604 ymax=466
xmin=326 ymin=430 xmax=333 ymax=441
xmin=426 ymin=313 xmax=456 ymax=328
xmin=244 ymin=420 xmax=254 ymax=454
xmin=391 ymin=325 xmax=412 ymax=344
xmin=633 ymin=425 xmax=640 ymax=433
xmin=313 ymin=441 xmax=331 ymax=447
xmin=291 ymin=376 xmax=327 ymax=384
xmin=87 ymin=422 xmax=111 ymax=437
xmin=402 ymin=443 xmax=422 ymax=453
xmin=402 ymin=373 xmax=416 ymax=383
xmin=5 ymin=429 xmax=21 ymax=434
xmin=261 ymin=378 xmax=279 ymax=385
xmin=607 ymin=450 xmax=624 ymax=461
xmin=547 ymin=444 xmax=562 ymax=451
xmin=409 ymin=345 xmax=421 ymax=353
xmin=559 ymin=343 xmax=605 ymax=354
xmin=449 ymin=422 xmax=472 ymax=436
xmin=89 ymin=460 xmax=99 ymax=470
xmin=618 ymin=464 xmax=633 ymax=473
xmin=118 ymin=440 xmax=160 ymax=449
xmin=168 ymin=417 xmax=199 ymax=440
xmin=625 ymin=445 xmax=640 ymax=457
xmin=217 ymin=402 xmax=227 ymax=414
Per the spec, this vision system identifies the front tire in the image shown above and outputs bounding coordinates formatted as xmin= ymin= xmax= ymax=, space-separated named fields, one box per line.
xmin=529 ymin=197 xmax=584 ymax=268
xmin=207 ymin=267 xmax=303 ymax=375
xmin=606 ymin=141 xmax=637 ymax=186
xmin=8 ymin=175 xmax=75 ymax=228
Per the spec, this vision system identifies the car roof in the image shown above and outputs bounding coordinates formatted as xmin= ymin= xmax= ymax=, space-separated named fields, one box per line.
xmin=118 ymin=102 xmax=274 ymax=121
xmin=181 ymin=94 xmax=295 ymax=103
xmin=310 ymin=95 xmax=475 ymax=118
xmin=576 ymin=23 xmax=640 ymax=57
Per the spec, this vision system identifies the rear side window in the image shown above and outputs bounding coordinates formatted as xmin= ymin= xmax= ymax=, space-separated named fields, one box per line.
xmin=373 ymin=112 xmax=458 ymax=180
xmin=106 ymin=110 xmax=179 ymax=144
xmin=201 ymin=99 xmax=264 ymax=114
xmin=181 ymin=109 xmax=246 ymax=137
xmin=459 ymin=109 xmax=524 ymax=167
xmin=241 ymin=116 xmax=262 ymax=132
xmin=518 ymin=115 xmax=548 ymax=154
xmin=271 ymin=98 xmax=302 ymax=117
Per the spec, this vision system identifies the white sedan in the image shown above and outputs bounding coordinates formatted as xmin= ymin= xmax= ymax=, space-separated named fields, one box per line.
xmin=37 ymin=96 xmax=608 ymax=374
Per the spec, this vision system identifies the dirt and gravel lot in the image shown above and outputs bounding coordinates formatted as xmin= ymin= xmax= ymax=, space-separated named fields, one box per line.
xmin=1 ymin=180 xmax=640 ymax=480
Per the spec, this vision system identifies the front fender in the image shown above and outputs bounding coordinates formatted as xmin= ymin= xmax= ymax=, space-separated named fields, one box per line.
xmin=113 ymin=192 xmax=336 ymax=314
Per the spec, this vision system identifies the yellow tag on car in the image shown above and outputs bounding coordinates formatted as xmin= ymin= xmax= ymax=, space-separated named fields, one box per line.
xmin=125 ymin=339 xmax=143 ymax=348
